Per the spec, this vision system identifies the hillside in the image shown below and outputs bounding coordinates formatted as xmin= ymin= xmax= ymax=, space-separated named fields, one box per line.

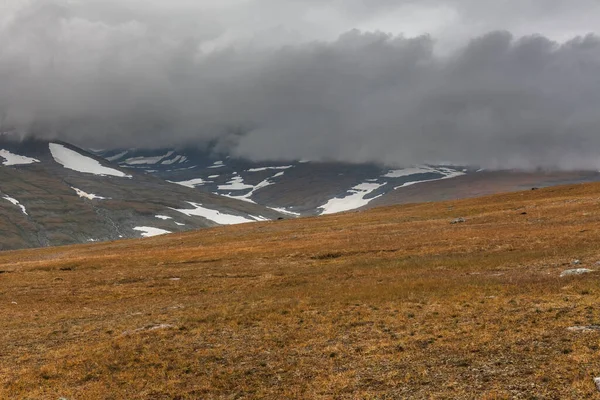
xmin=366 ymin=170 xmax=600 ymax=208
xmin=95 ymin=147 xmax=469 ymax=215
xmin=95 ymin=148 xmax=600 ymax=217
xmin=4 ymin=182 xmax=600 ymax=398
xmin=0 ymin=138 xmax=283 ymax=250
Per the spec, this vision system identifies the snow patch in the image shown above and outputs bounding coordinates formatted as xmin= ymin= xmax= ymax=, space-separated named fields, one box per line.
xmin=0 ymin=149 xmax=40 ymax=166
xmin=105 ymin=151 xmax=128 ymax=162
xmin=161 ymin=155 xmax=187 ymax=165
xmin=124 ymin=151 xmax=175 ymax=165
xmin=218 ymin=176 xmax=255 ymax=191
xmin=133 ymin=226 xmax=172 ymax=237
xmin=247 ymin=165 xmax=293 ymax=172
xmin=207 ymin=161 xmax=225 ymax=169
xmin=155 ymin=215 xmax=172 ymax=220
xmin=2 ymin=195 xmax=27 ymax=215
xmin=49 ymin=143 xmax=131 ymax=178
xmin=320 ymin=183 xmax=386 ymax=215
xmin=383 ymin=166 xmax=440 ymax=178
xmin=218 ymin=172 xmax=283 ymax=202
xmin=171 ymin=178 xmax=209 ymax=188
xmin=269 ymin=207 xmax=301 ymax=216
xmin=392 ymin=167 xmax=466 ymax=190
xmin=72 ymin=187 xmax=107 ymax=200
xmin=171 ymin=202 xmax=255 ymax=225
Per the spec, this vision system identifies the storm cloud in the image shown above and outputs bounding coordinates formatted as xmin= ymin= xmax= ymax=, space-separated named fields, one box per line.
xmin=2 ymin=0 xmax=600 ymax=168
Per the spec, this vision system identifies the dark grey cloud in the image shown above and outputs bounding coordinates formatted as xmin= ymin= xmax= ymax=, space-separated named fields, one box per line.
xmin=2 ymin=1 xmax=600 ymax=169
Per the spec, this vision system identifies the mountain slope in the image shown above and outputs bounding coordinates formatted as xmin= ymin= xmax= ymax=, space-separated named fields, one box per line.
xmin=365 ymin=169 xmax=600 ymax=208
xmin=0 ymin=138 xmax=283 ymax=250
xmin=95 ymin=147 xmax=469 ymax=215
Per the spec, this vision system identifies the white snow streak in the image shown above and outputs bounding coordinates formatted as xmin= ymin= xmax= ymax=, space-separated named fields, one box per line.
xmin=268 ymin=207 xmax=301 ymax=216
xmin=133 ymin=226 xmax=172 ymax=237
xmin=105 ymin=151 xmax=128 ymax=162
xmin=49 ymin=143 xmax=131 ymax=178
xmin=218 ymin=172 xmax=285 ymax=202
xmin=172 ymin=178 xmax=209 ymax=188
xmin=393 ymin=168 xmax=466 ymax=190
xmin=247 ymin=166 xmax=293 ymax=172
xmin=171 ymin=202 xmax=255 ymax=225
xmin=207 ymin=161 xmax=225 ymax=169
xmin=320 ymin=183 xmax=386 ymax=215
xmin=124 ymin=151 xmax=174 ymax=165
xmin=383 ymin=166 xmax=439 ymax=178
xmin=0 ymin=150 xmax=40 ymax=166
xmin=2 ymin=195 xmax=27 ymax=215
xmin=161 ymin=155 xmax=187 ymax=165
xmin=218 ymin=176 xmax=254 ymax=191
xmin=71 ymin=187 xmax=107 ymax=200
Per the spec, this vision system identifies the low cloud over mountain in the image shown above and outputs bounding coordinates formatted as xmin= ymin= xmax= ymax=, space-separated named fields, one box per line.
xmin=2 ymin=1 xmax=600 ymax=169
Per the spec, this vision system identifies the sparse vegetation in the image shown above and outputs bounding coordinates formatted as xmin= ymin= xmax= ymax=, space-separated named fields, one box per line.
xmin=4 ymin=182 xmax=600 ymax=398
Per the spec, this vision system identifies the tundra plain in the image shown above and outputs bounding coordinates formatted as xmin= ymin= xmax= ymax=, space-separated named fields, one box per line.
xmin=3 ymin=183 xmax=600 ymax=398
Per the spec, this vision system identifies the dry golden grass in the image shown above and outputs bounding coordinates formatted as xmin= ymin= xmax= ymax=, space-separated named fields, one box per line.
xmin=4 ymin=183 xmax=600 ymax=398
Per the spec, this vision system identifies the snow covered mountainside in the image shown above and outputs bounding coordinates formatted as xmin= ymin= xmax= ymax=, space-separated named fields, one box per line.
xmin=3 ymin=138 xmax=598 ymax=252
xmin=0 ymin=138 xmax=283 ymax=250
xmin=95 ymin=148 xmax=470 ymax=216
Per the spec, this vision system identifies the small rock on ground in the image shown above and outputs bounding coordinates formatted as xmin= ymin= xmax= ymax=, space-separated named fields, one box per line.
xmin=450 ymin=218 xmax=466 ymax=224
xmin=560 ymin=268 xmax=593 ymax=277
xmin=567 ymin=326 xmax=600 ymax=332
xmin=122 ymin=324 xmax=175 ymax=336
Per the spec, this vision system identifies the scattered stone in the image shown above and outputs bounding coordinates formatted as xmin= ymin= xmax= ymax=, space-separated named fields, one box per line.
xmin=10 ymin=301 xmax=17 ymax=305
xmin=560 ymin=268 xmax=593 ymax=277
xmin=567 ymin=326 xmax=600 ymax=332
xmin=144 ymin=324 xmax=175 ymax=332
xmin=520 ymin=212 xmax=527 ymax=215
xmin=59 ymin=267 xmax=73 ymax=271
xmin=572 ymin=260 xmax=582 ymax=265
xmin=122 ymin=323 xmax=175 ymax=336
xmin=169 ymin=277 xmax=181 ymax=281
xmin=450 ymin=218 xmax=466 ymax=224
xmin=595 ymin=377 xmax=600 ymax=392
xmin=531 ymin=187 xmax=539 ymax=190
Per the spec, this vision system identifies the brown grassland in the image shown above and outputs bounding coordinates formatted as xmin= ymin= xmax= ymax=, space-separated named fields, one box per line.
xmin=4 ymin=183 xmax=600 ymax=399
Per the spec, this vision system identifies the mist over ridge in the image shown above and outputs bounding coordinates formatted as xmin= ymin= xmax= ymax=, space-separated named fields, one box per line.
xmin=2 ymin=1 xmax=600 ymax=169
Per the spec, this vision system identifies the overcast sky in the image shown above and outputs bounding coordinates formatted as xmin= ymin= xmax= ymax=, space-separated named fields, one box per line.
xmin=2 ymin=0 xmax=600 ymax=168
